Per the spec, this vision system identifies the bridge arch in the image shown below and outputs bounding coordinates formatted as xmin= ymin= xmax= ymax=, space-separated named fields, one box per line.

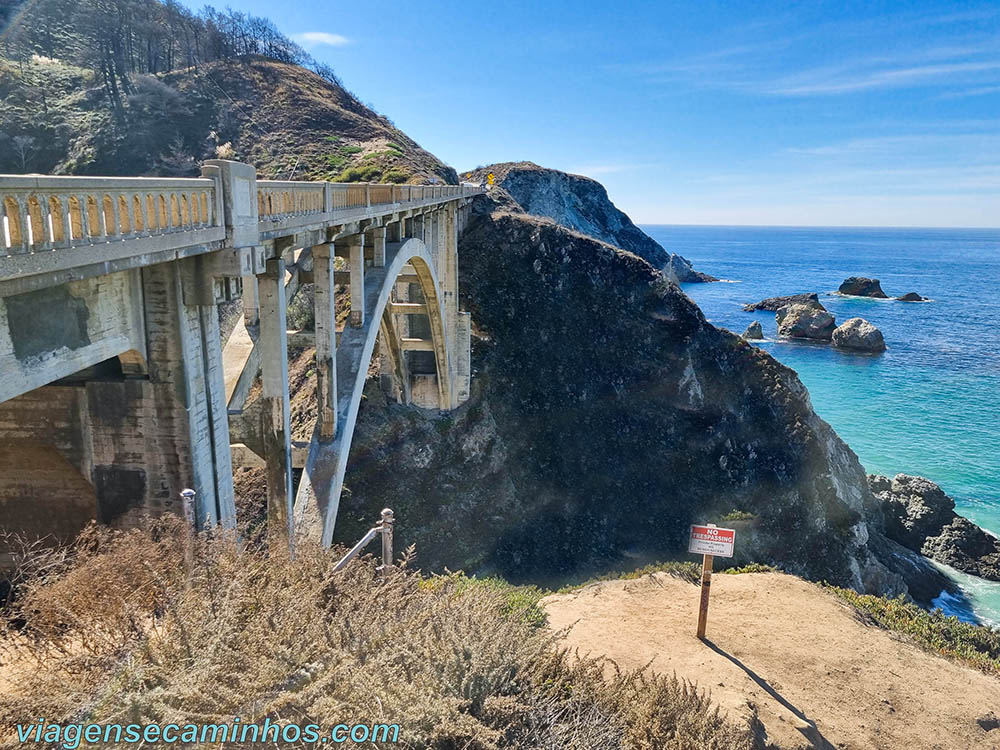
xmin=293 ymin=236 xmax=454 ymax=546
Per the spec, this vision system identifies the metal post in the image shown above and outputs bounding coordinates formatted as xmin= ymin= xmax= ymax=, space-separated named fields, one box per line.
xmin=379 ymin=508 xmax=394 ymax=577
xmin=180 ymin=488 xmax=196 ymax=584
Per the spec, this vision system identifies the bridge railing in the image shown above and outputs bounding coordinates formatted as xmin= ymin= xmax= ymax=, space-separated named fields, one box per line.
xmin=0 ymin=175 xmax=222 ymax=257
xmin=1 ymin=163 xmax=482 ymax=284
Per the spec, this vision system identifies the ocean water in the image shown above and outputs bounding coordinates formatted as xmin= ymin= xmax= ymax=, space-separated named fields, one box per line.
xmin=642 ymin=225 xmax=1000 ymax=623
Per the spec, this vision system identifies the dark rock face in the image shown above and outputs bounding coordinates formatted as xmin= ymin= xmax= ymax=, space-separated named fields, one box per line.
xmin=339 ymin=195 xmax=948 ymax=599
xmin=742 ymin=321 xmax=764 ymax=340
xmin=897 ymin=292 xmax=925 ymax=302
xmin=832 ymin=318 xmax=886 ymax=353
xmin=838 ymin=277 xmax=888 ymax=298
xmin=464 ymin=162 xmax=716 ymax=281
xmin=870 ymin=474 xmax=1000 ymax=581
xmin=743 ymin=293 xmax=824 ymax=312
xmin=776 ymin=304 xmax=836 ymax=341
xmin=667 ymin=254 xmax=719 ymax=283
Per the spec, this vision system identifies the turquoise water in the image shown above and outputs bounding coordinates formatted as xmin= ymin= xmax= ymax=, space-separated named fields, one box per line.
xmin=642 ymin=225 xmax=1000 ymax=622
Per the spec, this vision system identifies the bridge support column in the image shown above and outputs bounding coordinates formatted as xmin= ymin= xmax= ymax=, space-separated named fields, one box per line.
xmin=369 ymin=225 xmax=387 ymax=267
xmin=344 ymin=234 xmax=365 ymax=327
xmin=241 ymin=274 xmax=259 ymax=325
xmin=312 ymin=243 xmax=337 ymax=439
xmin=258 ymin=258 xmax=293 ymax=552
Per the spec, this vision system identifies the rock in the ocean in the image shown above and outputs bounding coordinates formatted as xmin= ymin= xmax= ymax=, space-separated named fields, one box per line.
xmin=667 ymin=253 xmax=718 ymax=283
xmin=838 ymin=276 xmax=889 ymax=298
xmin=832 ymin=317 xmax=886 ymax=353
xmin=922 ymin=518 xmax=1000 ymax=580
xmin=897 ymin=292 xmax=925 ymax=302
xmin=742 ymin=321 xmax=764 ymax=340
xmin=870 ymin=473 xmax=1000 ymax=581
xmin=743 ymin=293 xmax=824 ymax=312
xmin=775 ymin=303 xmax=836 ymax=341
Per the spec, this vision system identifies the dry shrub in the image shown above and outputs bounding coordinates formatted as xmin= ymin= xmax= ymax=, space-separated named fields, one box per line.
xmin=1 ymin=523 xmax=757 ymax=749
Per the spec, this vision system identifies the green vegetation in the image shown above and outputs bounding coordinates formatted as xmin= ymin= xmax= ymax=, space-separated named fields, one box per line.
xmin=557 ymin=561 xmax=702 ymax=593
xmin=829 ymin=586 xmax=1000 ymax=675
xmin=719 ymin=509 xmax=757 ymax=522
xmin=0 ymin=522 xmax=757 ymax=749
xmin=334 ymin=164 xmax=383 ymax=182
xmin=723 ymin=563 xmax=779 ymax=574
xmin=382 ymin=168 xmax=411 ymax=183
xmin=340 ymin=145 xmax=363 ymax=155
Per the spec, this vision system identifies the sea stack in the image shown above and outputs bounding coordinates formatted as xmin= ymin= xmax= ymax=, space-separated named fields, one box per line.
xmin=775 ymin=304 xmax=836 ymax=341
xmin=742 ymin=321 xmax=764 ymax=340
xmin=897 ymin=292 xmax=925 ymax=302
xmin=838 ymin=277 xmax=888 ymax=298
xmin=832 ymin=318 xmax=886 ymax=353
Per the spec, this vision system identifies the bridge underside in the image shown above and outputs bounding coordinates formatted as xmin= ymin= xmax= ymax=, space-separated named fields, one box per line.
xmin=0 ymin=161 xmax=478 ymax=559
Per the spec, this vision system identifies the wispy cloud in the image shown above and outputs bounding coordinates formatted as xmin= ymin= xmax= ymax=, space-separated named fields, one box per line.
xmin=769 ymin=60 xmax=1000 ymax=95
xmin=294 ymin=31 xmax=350 ymax=47
xmin=612 ymin=9 xmax=1000 ymax=98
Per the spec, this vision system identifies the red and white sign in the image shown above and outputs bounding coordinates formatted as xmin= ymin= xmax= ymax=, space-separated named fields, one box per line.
xmin=688 ymin=525 xmax=736 ymax=558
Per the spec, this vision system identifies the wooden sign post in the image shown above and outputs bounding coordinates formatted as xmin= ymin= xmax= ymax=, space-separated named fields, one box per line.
xmin=688 ymin=523 xmax=736 ymax=640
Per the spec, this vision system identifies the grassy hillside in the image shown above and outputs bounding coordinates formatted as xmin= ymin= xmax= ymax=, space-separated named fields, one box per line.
xmin=0 ymin=0 xmax=456 ymax=182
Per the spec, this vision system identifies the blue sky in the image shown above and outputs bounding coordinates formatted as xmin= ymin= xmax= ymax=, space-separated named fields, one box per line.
xmin=195 ymin=1 xmax=998 ymax=227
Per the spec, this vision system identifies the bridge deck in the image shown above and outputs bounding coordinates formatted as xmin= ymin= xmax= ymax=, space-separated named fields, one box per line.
xmin=0 ymin=171 xmax=478 ymax=292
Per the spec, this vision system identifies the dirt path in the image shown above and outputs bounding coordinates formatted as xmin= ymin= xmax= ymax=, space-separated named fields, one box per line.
xmin=542 ymin=572 xmax=1000 ymax=750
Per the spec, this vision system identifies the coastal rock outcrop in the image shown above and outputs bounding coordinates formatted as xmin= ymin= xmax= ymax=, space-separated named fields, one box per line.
xmin=742 ymin=321 xmax=764 ymax=340
xmin=832 ymin=318 xmax=886 ymax=353
xmin=743 ymin=293 xmax=824 ymax=312
xmin=339 ymin=189 xmax=955 ymax=604
xmin=897 ymin=292 xmax=926 ymax=302
xmin=667 ymin=254 xmax=719 ymax=283
xmin=870 ymin=474 xmax=1000 ymax=581
xmin=776 ymin=303 xmax=836 ymax=341
xmin=465 ymin=162 xmax=717 ymax=281
xmin=838 ymin=277 xmax=888 ymax=298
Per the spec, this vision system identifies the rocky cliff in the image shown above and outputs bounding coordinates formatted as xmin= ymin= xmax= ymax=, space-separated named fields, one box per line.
xmin=339 ymin=195 xmax=948 ymax=601
xmin=464 ymin=162 xmax=716 ymax=281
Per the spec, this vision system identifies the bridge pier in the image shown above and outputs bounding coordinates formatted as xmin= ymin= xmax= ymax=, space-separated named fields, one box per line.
xmin=257 ymin=257 xmax=294 ymax=552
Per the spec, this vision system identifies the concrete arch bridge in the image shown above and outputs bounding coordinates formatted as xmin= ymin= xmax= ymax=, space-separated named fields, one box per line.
xmin=0 ymin=161 xmax=480 ymax=556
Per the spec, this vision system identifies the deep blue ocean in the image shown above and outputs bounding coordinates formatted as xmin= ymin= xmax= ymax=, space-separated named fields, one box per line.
xmin=642 ymin=225 xmax=1000 ymax=623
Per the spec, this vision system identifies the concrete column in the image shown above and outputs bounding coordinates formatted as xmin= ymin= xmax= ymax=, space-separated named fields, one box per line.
xmin=312 ymin=243 xmax=337 ymax=439
xmin=346 ymin=234 xmax=365 ymax=327
xmin=386 ymin=220 xmax=403 ymax=243
xmin=369 ymin=225 xmax=387 ymax=267
xmin=443 ymin=202 xmax=459 ymax=342
xmin=258 ymin=258 xmax=293 ymax=553
xmin=241 ymin=273 xmax=259 ymax=326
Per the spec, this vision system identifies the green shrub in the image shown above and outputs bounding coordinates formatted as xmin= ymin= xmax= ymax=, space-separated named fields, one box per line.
xmin=558 ymin=561 xmax=701 ymax=593
xmin=722 ymin=563 xmax=778 ymax=575
xmin=334 ymin=165 xmax=382 ymax=182
xmin=719 ymin=509 xmax=757 ymax=522
xmin=382 ymin=168 xmax=410 ymax=183
xmin=340 ymin=145 xmax=363 ymax=155
xmin=828 ymin=586 xmax=1000 ymax=675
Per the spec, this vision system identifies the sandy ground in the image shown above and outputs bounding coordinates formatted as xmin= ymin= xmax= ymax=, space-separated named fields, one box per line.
xmin=542 ymin=572 xmax=1000 ymax=750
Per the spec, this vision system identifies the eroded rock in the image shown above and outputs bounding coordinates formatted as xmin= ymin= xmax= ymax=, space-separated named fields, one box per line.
xmin=743 ymin=293 xmax=824 ymax=312
xmin=870 ymin=474 xmax=1000 ymax=581
xmin=832 ymin=318 xmax=886 ymax=353
xmin=897 ymin=292 xmax=925 ymax=302
xmin=838 ymin=277 xmax=888 ymax=298
xmin=776 ymin=303 xmax=836 ymax=341
xmin=742 ymin=321 xmax=764 ymax=340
